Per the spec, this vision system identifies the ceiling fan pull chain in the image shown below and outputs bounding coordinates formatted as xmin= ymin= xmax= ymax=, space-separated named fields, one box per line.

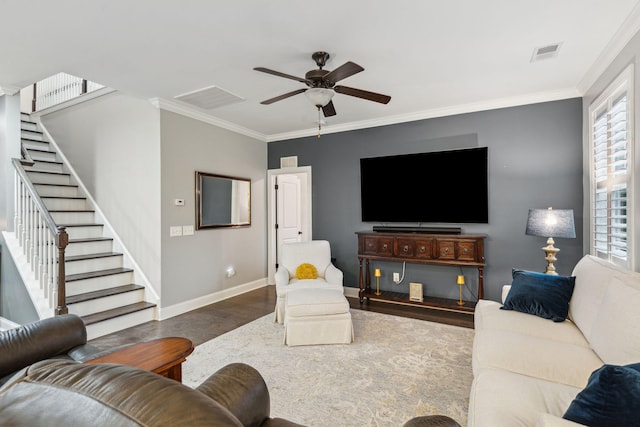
xmin=317 ymin=107 xmax=322 ymax=138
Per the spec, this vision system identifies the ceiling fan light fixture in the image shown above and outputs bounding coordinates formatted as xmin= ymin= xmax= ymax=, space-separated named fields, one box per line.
xmin=305 ymin=88 xmax=335 ymax=107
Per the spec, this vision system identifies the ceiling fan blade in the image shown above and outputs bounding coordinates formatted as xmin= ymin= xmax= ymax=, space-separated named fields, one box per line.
xmin=260 ymin=88 xmax=307 ymax=105
xmin=253 ymin=67 xmax=308 ymax=84
xmin=323 ymin=61 xmax=364 ymax=84
xmin=322 ymin=100 xmax=337 ymax=117
xmin=334 ymin=85 xmax=391 ymax=104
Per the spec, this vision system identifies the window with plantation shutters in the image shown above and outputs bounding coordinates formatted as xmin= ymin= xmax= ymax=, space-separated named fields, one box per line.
xmin=589 ymin=65 xmax=634 ymax=269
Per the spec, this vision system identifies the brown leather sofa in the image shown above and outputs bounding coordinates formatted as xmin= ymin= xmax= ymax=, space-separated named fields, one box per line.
xmin=0 ymin=315 xmax=461 ymax=427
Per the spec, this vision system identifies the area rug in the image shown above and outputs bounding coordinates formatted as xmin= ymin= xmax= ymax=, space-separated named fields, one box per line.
xmin=182 ymin=310 xmax=474 ymax=426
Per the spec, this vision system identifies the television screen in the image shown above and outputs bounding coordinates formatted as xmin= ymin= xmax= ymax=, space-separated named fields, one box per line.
xmin=360 ymin=147 xmax=488 ymax=223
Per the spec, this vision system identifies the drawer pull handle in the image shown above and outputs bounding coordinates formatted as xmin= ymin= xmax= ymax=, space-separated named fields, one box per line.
xmin=383 ymin=244 xmax=388 ymax=249
xmin=419 ymin=246 xmax=426 ymax=252
xmin=403 ymin=245 xmax=409 ymax=252
xmin=444 ymin=247 xmax=449 ymax=253
xmin=463 ymin=248 xmax=468 ymax=253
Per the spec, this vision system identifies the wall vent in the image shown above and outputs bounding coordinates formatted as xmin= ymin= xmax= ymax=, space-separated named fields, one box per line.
xmin=531 ymin=43 xmax=562 ymax=62
xmin=280 ymin=156 xmax=298 ymax=168
xmin=174 ymin=85 xmax=244 ymax=110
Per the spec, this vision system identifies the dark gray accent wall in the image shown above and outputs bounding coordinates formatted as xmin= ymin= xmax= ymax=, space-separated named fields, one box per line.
xmin=268 ymin=98 xmax=584 ymax=302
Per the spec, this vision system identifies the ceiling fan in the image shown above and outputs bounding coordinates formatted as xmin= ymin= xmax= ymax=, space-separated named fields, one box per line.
xmin=254 ymin=51 xmax=391 ymax=119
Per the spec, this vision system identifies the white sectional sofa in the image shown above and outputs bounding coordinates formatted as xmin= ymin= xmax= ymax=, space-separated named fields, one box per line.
xmin=468 ymin=255 xmax=640 ymax=426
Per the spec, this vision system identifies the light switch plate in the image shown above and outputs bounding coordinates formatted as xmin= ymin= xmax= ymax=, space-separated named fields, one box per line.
xmin=174 ymin=199 xmax=185 ymax=206
xmin=170 ymin=226 xmax=182 ymax=237
xmin=182 ymin=225 xmax=194 ymax=236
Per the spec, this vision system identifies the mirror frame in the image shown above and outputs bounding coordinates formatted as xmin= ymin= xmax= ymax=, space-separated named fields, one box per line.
xmin=195 ymin=171 xmax=251 ymax=230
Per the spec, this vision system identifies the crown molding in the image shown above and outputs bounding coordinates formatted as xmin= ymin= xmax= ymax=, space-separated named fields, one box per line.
xmin=149 ymin=98 xmax=267 ymax=142
xmin=0 ymin=85 xmax=21 ymax=96
xmin=577 ymin=2 xmax=640 ymax=94
xmin=266 ymin=88 xmax=580 ymax=142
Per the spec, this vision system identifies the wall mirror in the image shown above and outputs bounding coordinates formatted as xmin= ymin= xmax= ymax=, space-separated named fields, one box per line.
xmin=195 ymin=171 xmax=251 ymax=229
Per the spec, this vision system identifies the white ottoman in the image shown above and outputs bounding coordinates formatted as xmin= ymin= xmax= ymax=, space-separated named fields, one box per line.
xmin=284 ymin=288 xmax=354 ymax=346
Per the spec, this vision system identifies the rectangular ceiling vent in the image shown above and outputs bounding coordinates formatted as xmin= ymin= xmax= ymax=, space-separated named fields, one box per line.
xmin=174 ymin=85 xmax=244 ymax=110
xmin=531 ymin=43 xmax=562 ymax=62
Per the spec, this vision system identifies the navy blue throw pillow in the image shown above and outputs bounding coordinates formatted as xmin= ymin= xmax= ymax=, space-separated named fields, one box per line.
xmin=563 ymin=363 xmax=640 ymax=427
xmin=500 ymin=269 xmax=575 ymax=322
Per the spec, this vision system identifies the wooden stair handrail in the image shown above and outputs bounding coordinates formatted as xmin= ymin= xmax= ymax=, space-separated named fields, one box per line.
xmin=12 ymin=157 xmax=68 ymax=315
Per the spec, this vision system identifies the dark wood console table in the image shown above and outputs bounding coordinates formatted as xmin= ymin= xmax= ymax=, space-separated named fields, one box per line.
xmin=357 ymin=231 xmax=486 ymax=313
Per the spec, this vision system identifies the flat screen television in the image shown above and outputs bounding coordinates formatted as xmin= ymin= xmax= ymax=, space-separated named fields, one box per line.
xmin=360 ymin=147 xmax=488 ymax=223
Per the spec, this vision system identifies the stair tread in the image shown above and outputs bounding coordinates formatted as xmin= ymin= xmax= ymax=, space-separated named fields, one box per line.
xmin=26 ymin=147 xmax=55 ymax=153
xmin=26 ymin=170 xmax=69 ymax=176
xmin=59 ymin=223 xmax=103 ymax=227
xmin=66 ymin=267 xmax=133 ymax=282
xmin=50 ymin=209 xmax=94 ymax=213
xmin=25 ymin=159 xmax=63 ymax=165
xmin=21 ymin=129 xmax=43 ymax=134
xmin=21 ymin=120 xmax=37 ymax=125
xmin=68 ymin=236 xmax=112 ymax=243
xmin=41 ymin=196 xmax=86 ymax=200
xmin=66 ymin=251 xmax=122 ymax=262
xmin=67 ymin=284 xmax=144 ymax=305
xmin=34 ymin=183 xmax=78 ymax=188
xmin=82 ymin=302 xmax=156 ymax=326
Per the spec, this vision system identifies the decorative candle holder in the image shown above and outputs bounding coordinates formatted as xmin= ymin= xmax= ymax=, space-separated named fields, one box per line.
xmin=374 ymin=268 xmax=382 ymax=296
xmin=456 ymin=275 xmax=465 ymax=306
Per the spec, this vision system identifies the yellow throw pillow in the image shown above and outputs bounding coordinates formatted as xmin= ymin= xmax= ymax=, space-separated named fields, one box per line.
xmin=296 ymin=263 xmax=318 ymax=280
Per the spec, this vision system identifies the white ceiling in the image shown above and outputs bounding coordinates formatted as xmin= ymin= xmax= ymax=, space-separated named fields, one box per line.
xmin=2 ymin=1 xmax=640 ymax=141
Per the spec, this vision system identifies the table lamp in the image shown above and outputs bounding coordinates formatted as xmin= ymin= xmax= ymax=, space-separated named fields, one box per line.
xmin=456 ymin=275 xmax=465 ymax=306
xmin=374 ymin=268 xmax=382 ymax=295
xmin=525 ymin=207 xmax=576 ymax=275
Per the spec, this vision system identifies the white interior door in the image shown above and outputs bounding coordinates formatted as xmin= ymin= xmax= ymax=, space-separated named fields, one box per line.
xmin=267 ymin=166 xmax=312 ymax=284
xmin=277 ymin=174 xmax=302 ymax=246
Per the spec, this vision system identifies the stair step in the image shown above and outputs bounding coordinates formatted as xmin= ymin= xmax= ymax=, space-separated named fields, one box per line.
xmin=50 ymin=210 xmax=95 ymax=224
xmin=66 ymin=251 xmax=120 ymax=262
xmin=26 ymin=149 xmax=57 ymax=162
xmin=66 ymin=284 xmax=144 ymax=305
xmin=58 ymin=223 xmax=103 ymax=239
xmin=65 ymin=251 xmax=123 ymax=275
xmin=82 ymin=302 xmax=156 ymax=326
xmin=66 ymin=267 xmax=133 ymax=282
xmin=66 ymin=237 xmax=112 ymax=257
xmin=27 ymin=170 xmax=71 ymax=185
xmin=34 ymin=183 xmax=79 ymax=197
xmin=42 ymin=196 xmax=87 ymax=211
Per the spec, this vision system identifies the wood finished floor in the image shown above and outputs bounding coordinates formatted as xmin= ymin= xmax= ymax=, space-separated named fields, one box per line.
xmin=89 ymin=285 xmax=473 ymax=349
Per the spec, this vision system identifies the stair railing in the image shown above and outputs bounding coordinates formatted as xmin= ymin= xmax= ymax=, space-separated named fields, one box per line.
xmin=12 ymin=158 xmax=68 ymax=315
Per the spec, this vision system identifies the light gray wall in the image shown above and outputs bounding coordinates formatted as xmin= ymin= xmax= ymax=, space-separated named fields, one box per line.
xmin=41 ymin=93 xmax=163 ymax=288
xmin=160 ymin=111 xmax=267 ymax=307
xmin=582 ymin=30 xmax=640 ymax=271
xmin=268 ymin=98 xmax=584 ymax=302
xmin=0 ymin=234 xmax=38 ymax=323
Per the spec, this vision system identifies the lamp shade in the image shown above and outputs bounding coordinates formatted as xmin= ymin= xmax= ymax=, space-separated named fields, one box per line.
xmin=457 ymin=275 xmax=465 ymax=285
xmin=526 ymin=207 xmax=576 ymax=238
xmin=305 ymin=88 xmax=335 ymax=107
xmin=374 ymin=268 xmax=382 ymax=277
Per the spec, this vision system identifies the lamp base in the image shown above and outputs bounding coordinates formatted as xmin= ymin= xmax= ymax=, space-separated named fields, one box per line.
xmin=542 ymin=237 xmax=560 ymax=275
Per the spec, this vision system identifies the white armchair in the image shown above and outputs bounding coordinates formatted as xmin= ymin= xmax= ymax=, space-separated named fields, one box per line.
xmin=274 ymin=240 xmax=344 ymax=323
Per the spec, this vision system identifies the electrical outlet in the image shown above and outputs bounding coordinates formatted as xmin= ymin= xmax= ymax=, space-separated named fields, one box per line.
xmin=393 ymin=272 xmax=400 ymax=282
xmin=170 ymin=226 xmax=182 ymax=237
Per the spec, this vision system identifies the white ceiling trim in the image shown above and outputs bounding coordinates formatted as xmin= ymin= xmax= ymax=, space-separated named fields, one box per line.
xmin=267 ymin=88 xmax=581 ymax=142
xmin=577 ymin=1 xmax=640 ymax=94
xmin=149 ymin=98 xmax=267 ymax=142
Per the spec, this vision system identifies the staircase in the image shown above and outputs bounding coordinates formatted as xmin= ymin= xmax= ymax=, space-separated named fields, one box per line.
xmin=15 ymin=113 xmax=156 ymax=339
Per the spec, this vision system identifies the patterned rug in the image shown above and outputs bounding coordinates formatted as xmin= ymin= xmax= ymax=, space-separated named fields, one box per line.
xmin=182 ymin=310 xmax=474 ymax=426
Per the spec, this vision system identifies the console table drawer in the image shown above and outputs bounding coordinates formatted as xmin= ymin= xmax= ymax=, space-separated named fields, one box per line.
xmin=457 ymin=241 xmax=477 ymax=261
xmin=362 ymin=236 xmax=393 ymax=256
xmin=414 ymin=239 xmax=433 ymax=259
xmin=396 ymin=239 xmax=415 ymax=257
xmin=437 ymin=240 xmax=456 ymax=260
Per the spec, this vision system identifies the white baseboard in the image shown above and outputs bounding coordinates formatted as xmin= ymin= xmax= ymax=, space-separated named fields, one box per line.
xmin=344 ymin=286 xmax=359 ymax=298
xmin=158 ymin=278 xmax=269 ymax=320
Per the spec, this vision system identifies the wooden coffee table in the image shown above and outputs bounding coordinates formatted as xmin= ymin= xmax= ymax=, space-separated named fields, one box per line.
xmin=85 ymin=337 xmax=194 ymax=382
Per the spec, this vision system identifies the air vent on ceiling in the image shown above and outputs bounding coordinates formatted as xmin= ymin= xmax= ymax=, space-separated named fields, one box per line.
xmin=531 ymin=43 xmax=562 ymax=62
xmin=174 ymin=85 xmax=244 ymax=110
